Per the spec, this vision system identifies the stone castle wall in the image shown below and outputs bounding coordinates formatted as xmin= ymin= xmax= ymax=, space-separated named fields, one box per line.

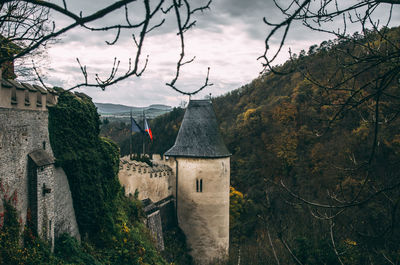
xmin=54 ymin=167 xmax=81 ymax=240
xmin=36 ymin=164 xmax=55 ymax=247
xmin=0 ymin=77 xmax=80 ymax=244
xmin=118 ymin=155 xmax=178 ymax=252
xmin=118 ymin=155 xmax=175 ymax=202
xmin=0 ymin=108 xmax=53 ymax=228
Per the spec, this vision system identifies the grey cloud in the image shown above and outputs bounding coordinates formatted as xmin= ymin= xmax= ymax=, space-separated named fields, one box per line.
xmin=195 ymin=0 xmax=281 ymax=39
xmin=213 ymin=0 xmax=275 ymax=17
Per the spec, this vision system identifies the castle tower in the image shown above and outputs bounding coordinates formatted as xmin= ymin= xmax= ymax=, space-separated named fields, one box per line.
xmin=0 ymin=72 xmax=80 ymax=249
xmin=165 ymin=100 xmax=231 ymax=265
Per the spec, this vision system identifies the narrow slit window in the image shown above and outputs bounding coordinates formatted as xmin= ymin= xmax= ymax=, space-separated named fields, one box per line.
xmin=11 ymin=87 xmax=17 ymax=105
xmin=196 ymin=179 xmax=203 ymax=193
xmin=24 ymin=90 xmax=30 ymax=106
xmin=37 ymin=93 xmax=42 ymax=107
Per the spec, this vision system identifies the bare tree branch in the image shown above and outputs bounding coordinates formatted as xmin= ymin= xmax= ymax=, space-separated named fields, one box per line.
xmin=165 ymin=0 xmax=213 ymax=95
xmin=1 ymin=0 xmax=214 ymax=94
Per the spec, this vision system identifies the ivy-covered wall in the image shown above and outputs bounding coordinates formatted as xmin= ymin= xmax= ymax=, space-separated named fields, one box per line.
xmin=48 ymin=92 xmax=121 ymax=245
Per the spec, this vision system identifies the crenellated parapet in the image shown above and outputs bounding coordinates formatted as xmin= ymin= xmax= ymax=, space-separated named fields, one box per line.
xmin=118 ymin=156 xmax=175 ymax=202
xmin=119 ymin=158 xmax=173 ymax=178
xmin=0 ymin=76 xmax=58 ymax=111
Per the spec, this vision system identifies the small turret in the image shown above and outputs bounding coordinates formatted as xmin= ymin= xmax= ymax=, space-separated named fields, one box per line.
xmin=165 ymin=100 xmax=231 ymax=265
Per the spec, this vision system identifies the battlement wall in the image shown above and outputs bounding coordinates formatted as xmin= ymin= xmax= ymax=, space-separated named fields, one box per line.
xmin=0 ymin=75 xmax=58 ymax=111
xmin=118 ymin=156 xmax=175 ymax=202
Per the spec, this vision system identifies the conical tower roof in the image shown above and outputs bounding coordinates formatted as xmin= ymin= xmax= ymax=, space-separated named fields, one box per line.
xmin=165 ymin=100 xmax=230 ymax=158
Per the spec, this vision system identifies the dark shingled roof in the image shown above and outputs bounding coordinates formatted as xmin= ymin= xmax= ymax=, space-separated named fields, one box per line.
xmin=28 ymin=149 xmax=54 ymax=167
xmin=1 ymin=78 xmax=58 ymax=94
xmin=22 ymin=82 xmax=37 ymax=92
xmin=33 ymin=84 xmax=48 ymax=94
xmin=165 ymin=100 xmax=230 ymax=158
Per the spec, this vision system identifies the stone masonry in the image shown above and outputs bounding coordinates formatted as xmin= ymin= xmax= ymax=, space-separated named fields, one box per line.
xmin=0 ymin=76 xmax=80 ymax=248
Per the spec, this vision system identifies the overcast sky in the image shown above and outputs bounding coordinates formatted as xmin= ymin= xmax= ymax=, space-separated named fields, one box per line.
xmin=38 ymin=0 xmax=400 ymax=107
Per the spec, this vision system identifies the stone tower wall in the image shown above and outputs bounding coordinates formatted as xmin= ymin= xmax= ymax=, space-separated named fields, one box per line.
xmin=36 ymin=164 xmax=55 ymax=247
xmin=0 ymin=77 xmax=80 ymax=243
xmin=176 ymin=156 xmax=230 ymax=265
xmin=0 ymin=108 xmax=53 ymax=228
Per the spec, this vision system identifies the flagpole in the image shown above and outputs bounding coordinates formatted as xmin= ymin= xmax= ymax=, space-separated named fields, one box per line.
xmin=142 ymin=110 xmax=145 ymax=157
xmin=130 ymin=108 xmax=132 ymax=160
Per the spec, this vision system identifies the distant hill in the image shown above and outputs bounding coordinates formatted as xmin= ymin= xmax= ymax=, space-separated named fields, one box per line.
xmin=94 ymin=102 xmax=172 ymax=121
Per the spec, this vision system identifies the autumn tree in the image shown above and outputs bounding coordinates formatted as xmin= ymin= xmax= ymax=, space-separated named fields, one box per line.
xmin=259 ymin=1 xmax=400 ymax=264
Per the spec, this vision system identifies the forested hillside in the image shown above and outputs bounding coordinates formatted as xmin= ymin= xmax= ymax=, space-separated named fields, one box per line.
xmin=213 ymin=26 xmax=400 ymax=264
xmin=119 ymin=26 xmax=400 ymax=264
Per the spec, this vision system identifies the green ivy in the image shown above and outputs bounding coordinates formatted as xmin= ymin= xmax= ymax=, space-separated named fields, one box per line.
xmin=48 ymin=92 xmax=121 ymax=245
xmin=0 ymin=196 xmax=63 ymax=265
xmin=48 ymin=91 xmax=167 ymax=264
